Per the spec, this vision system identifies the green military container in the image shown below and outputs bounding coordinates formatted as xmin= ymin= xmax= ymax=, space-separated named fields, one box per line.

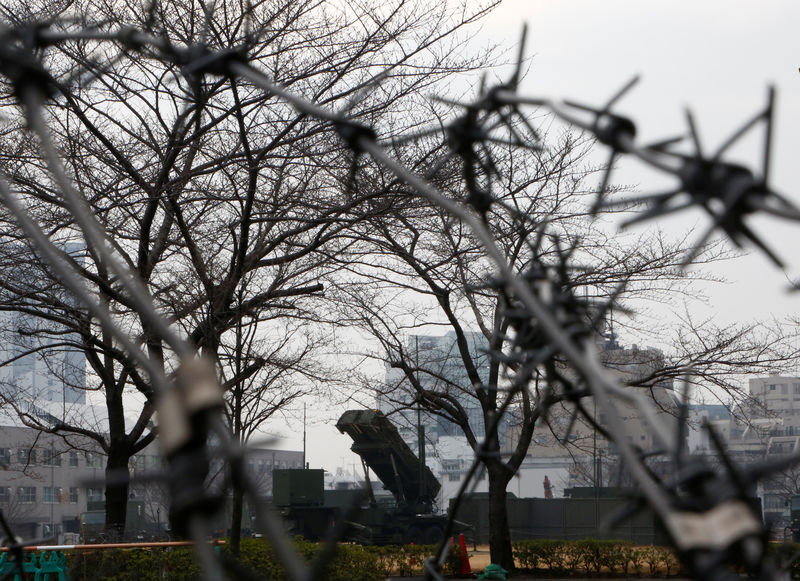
xmin=273 ymin=469 xmax=325 ymax=506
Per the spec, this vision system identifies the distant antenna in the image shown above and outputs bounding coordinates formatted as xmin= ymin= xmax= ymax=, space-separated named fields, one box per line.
xmin=606 ymin=306 xmax=619 ymax=350
xmin=609 ymin=306 xmax=615 ymax=335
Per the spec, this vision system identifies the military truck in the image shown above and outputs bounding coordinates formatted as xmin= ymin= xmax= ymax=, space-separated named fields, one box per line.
xmin=273 ymin=409 xmax=453 ymax=545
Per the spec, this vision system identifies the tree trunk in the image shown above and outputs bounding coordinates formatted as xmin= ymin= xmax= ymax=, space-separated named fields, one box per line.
xmin=105 ymin=455 xmax=130 ymax=540
xmin=230 ymin=482 xmax=245 ymax=555
xmin=487 ymin=462 xmax=514 ymax=570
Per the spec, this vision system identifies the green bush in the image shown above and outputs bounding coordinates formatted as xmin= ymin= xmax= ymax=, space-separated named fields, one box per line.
xmin=68 ymin=547 xmax=200 ymax=581
xmin=768 ymin=542 xmax=800 ymax=578
xmin=640 ymin=545 xmax=662 ymax=576
xmin=659 ymin=546 xmax=681 ymax=576
xmin=512 ymin=539 xmax=681 ymax=577
xmin=617 ymin=542 xmax=644 ymax=575
xmin=234 ymin=537 xmax=385 ymax=580
xmin=536 ymin=539 xmax=566 ymax=571
xmin=573 ymin=539 xmax=599 ymax=572
xmin=512 ymin=540 xmax=537 ymax=569
xmin=67 ymin=540 xmax=451 ymax=580
xmin=444 ymin=539 xmax=466 ymax=576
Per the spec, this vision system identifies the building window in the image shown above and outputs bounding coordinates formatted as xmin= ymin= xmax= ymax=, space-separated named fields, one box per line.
xmin=69 ymin=451 xmax=79 ymax=467
xmin=18 ymin=448 xmax=36 ymax=465
xmin=43 ymin=448 xmax=61 ymax=466
xmin=0 ymin=448 xmax=10 ymax=466
xmin=43 ymin=487 xmax=61 ymax=504
xmin=85 ymin=452 xmax=103 ymax=468
xmin=764 ymin=495 xmax=785 ymax=510
xmin=69 ymin=487 xmax=79 ymax=504
xmin=17 ymin=487 xmax=36 ymax=503
xmin=0 ymin=487 xmax=10 ymax=503
xmin=448 ymin=473 xmax=460 ymax=482
xmin=770 ymin=384 xmax=777 ymax=391
xmin=87 ymin=487 xmax=103 ymax=503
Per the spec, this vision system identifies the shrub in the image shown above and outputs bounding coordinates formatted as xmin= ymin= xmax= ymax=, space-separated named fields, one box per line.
xmin=67 ymin=547 xmax=199 ymax=581
xmin=444 ymin=540 xmax=465 ymax=576
xmin=536 ymin=539 xmax=567 ymax=571
xmin=511 ymin=539 xmax=681 ymax=577
xmin=235 ymin=537 xmax=384 ymax=580
xmin=768 ymin=542 xmax=800 ymax=578
xmin=617 ymin=542 xmax=644 ymax=574
xmin=573 ymin=539 xmax=600 ymax=573
xmin=659 ymin=546 xmax=681 ymax=576
xmin=67 ymin=540 xmax=392 ymax=581
xmin=641 ymin=545 xmax=662 ymax=575
xmin=512 ymin=540 xmax=537 ymax=569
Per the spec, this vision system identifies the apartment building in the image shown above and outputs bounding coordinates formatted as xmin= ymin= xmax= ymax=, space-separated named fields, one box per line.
xmin=0 ymin=422 xmax=302 ymax=541
xmin=697 ymin=376 xmax=800 ymax=522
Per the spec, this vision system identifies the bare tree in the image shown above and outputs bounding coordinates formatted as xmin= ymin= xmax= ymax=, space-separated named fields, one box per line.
xmin=0 ymin=0 xmax=495 ymax=536
xmin=217 ymin=291 xmax=333 ymax=553
xmin=328 ymin=119 xmax=797 ymax=568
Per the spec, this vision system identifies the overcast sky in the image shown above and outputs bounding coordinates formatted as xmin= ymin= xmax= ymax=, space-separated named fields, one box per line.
xmin=479 ymin=0 xmax=800 ymax=322
xmin=289 ymin=1 xmax=800 ymax=473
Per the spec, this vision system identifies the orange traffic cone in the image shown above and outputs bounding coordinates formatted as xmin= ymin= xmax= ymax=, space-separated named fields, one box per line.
xmin=457 ymin=533 xmax=472 ymax=576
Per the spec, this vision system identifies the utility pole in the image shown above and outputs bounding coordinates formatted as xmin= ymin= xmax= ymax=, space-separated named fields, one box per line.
xmin=49 ymin=440 xmax=54 ymax=540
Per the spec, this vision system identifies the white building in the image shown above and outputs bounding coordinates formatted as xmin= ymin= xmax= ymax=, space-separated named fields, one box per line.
xmin=377 ymin=328 xmax=679 ymax=510
xmin=695 ymin=376 xmax=800 ymax=523
xmin=0 ymin=241 xmax=86 ymax=414
xmin=0 ymin=421 xmax=303 ymax=541
xmin=379 ymin=331 xmax=492 ymax=446
xmin=496 ymin=340 xmax=678 ymax=498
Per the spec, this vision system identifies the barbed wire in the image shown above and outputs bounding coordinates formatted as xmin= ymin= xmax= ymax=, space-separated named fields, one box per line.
xmin=0 ymin=14 xmax=794 ymax=581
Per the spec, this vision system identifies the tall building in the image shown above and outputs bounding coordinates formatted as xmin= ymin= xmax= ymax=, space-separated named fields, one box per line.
xmin=379 ymin=330 xmax=492 ymax=445
xmin=0 ymin=241 xmax=86 ymax=410
xmin=378 ymin=329 xmax=679 ymax=509
xmin=499 ymin=338 xmax=679 ymax=497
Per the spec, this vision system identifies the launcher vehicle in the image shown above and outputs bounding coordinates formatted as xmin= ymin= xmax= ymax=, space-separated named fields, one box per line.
xmin=273 ymin=409 xmax=454 ymax=545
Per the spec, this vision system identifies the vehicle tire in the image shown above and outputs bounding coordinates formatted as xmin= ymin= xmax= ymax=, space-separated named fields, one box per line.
xmin=424 ymin=526 xmax=444 ymax=545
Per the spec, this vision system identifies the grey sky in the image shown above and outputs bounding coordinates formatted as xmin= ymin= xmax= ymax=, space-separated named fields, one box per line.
xmin=478 ymin=0 xmax=800 ymax=322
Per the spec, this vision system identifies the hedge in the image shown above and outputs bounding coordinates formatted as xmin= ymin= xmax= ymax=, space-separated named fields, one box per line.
xmin=66 ymin=538 xmax=465 ymax=580
xmin=58 ymin=538 xmax=800 ymax=579
xmin=512 ymin=539 xmax=800 ymax=577
xmin=512 ymin=539 xmax=683 ymax=576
